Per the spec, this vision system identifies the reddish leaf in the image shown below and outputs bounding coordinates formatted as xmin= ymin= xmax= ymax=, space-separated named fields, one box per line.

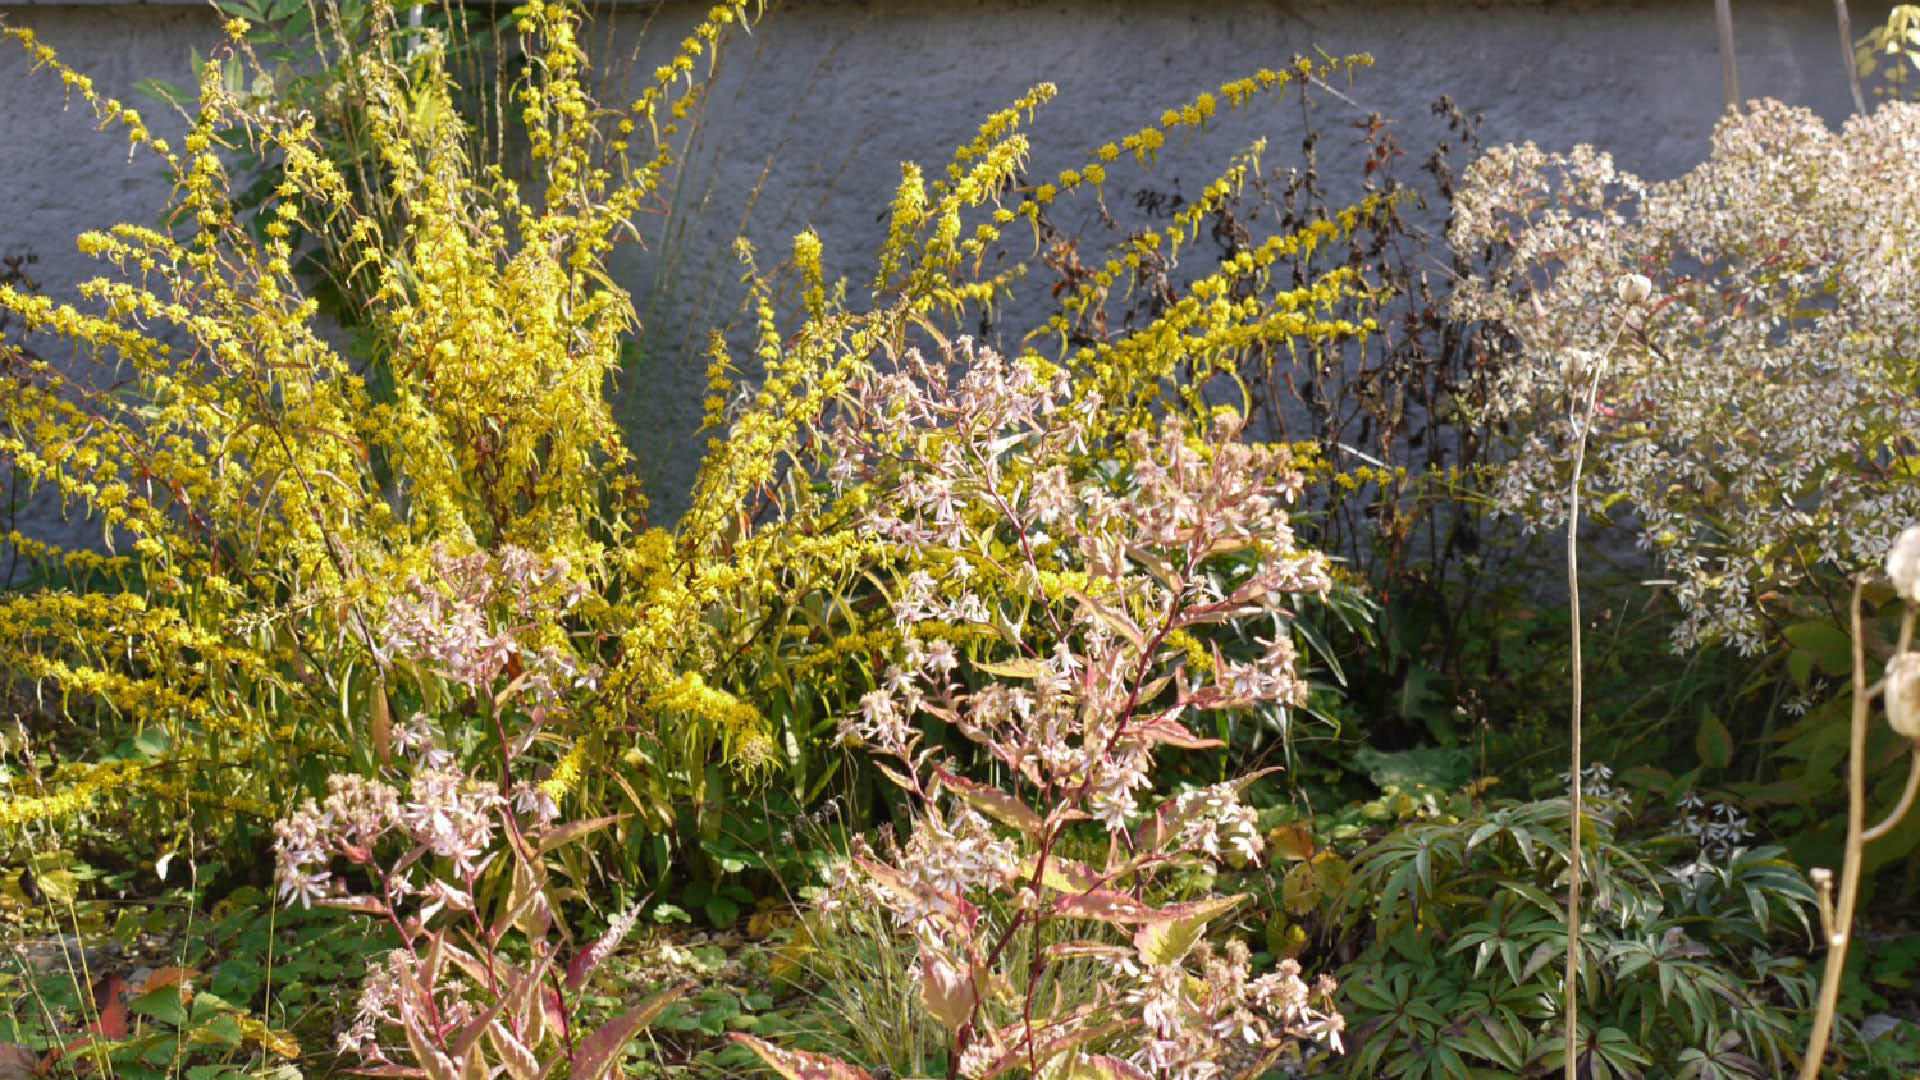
xmin=1052 ymin=890 xmax=1246 ymax=927
xmin=978 ymin=1020 xmax=1129 ymax=1079
xmin=570 ymin=983 xmax=688 ymax=1080
xmin=320 ymin=895 xmax=390 ymax=916
xmin=567 ymin=914 xmax=635 ymax=991
xmin=1129 ymin=716 xmax=1220 ymax=750
xmin=140 ymin=967 xmax=198 ymax=994
xmin=1051 ymin=889 xmax=1158 ymax=924
xmin=88 ymin=972 xmax=129 ymax=1040
xmin=1066 ymin=1055 xmax=1152 ymax=1080
xmin=485 ymin=1021 xmax=542 ymax=1080
xmin=1022 ymin=853 xmax=1101 ymax=893
xmin=1044 ymin=941 xmax=1131 ymax=963
xmin=935 ymin=770 xmax=1043 ymax=838
xmin=726 ymin=1035 xmax=875 ymax=1080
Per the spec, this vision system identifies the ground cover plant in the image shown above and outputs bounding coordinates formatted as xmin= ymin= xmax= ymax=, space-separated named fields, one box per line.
xmin=5 ymin=0 xmax=1920 ymax=1077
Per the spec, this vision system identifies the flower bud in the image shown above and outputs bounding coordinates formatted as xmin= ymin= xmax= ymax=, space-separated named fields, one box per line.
xmin=1884 ymin=652 xmax=1920 ymax=742
xmin=1615 ymin=273 xmax=1653 ymax=305
xmin=1888 ymin=523 xmax=1920 ymax=604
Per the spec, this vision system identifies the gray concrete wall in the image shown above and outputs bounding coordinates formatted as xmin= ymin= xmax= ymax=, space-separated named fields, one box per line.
xmin=0 ymin=0 xmax=1889 ymax=546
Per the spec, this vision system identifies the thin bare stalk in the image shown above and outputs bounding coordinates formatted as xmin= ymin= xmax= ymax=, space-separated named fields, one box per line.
xmin=1803 ymin=599 xmax=1918 ymax=1076
xmin=1836 ymin=0 xmax=1869 ymax=115
xmin=1798 ymin=581 xmax=1872 ymax=1078
xmin=1861 ymin=747 xmax=1920 ymax=843
xmin=1561 ymin=303 xmax=1636 ymax=1079
xmin=1716 ymin=0 xmax=1742 ymax=110
xmin=1562 ymin=368 xmax=1596 ymax=1080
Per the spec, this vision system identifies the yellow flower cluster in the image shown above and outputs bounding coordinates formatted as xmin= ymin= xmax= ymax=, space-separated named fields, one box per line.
xmin=0 ymin=760 xmax=150 ymax=831
xmin=0 ymin=0 xmax=787 ymax=846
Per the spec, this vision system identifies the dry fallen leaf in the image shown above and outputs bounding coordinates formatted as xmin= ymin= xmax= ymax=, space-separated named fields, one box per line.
xmin=0 ymin=1043 xmax=41 ymax=1080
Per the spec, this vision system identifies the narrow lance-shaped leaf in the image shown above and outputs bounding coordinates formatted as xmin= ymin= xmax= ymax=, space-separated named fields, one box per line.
xmin=570 ymin=983 xmax=690 ymax=1080
xmin=726 ymin=1034 xmax=876 ymax=1080
xmin=936 ymin=768 xmax=1043 ymax=838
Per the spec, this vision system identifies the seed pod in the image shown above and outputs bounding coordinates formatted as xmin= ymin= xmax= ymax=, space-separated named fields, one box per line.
xmin=1560 ymin=349 xmax=1597 ymax=388
xmin=1615 ymin=273 xmax=1654 ymax=305
xmin=1888 ymin=524 xmax=1920 ymax=604
xmin=1885 ymin=652 xmax=1920 ymax=742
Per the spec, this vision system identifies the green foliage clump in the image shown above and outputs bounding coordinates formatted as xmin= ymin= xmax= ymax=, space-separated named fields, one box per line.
xmin=1330 ymin=788 xmax=1815 ymax=1079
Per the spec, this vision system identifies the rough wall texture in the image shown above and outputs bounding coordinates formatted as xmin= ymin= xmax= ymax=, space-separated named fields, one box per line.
xmin=0 ymin=0 xmax=1889 ymax=542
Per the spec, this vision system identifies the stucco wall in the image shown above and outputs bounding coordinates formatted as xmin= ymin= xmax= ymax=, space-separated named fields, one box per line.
xmin=0 ymin=0 xmax=1889 ymax=545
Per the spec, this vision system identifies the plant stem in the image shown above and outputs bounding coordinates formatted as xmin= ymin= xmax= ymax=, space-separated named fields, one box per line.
xmin=1561 ymin=315 xmax=1632 ymax=1078
xmin=1835 ymin=0 xmax=1869 ymax=116
xmin=1799 ymin=581 xmax=1870 ymax=1079
xmin=1716 ymin=0 xmax=1742 ymax=110
xmin=1562 ymin=382 xmax=1592 ymax=1080
xmin=1802 ymin=594 xmax=1917 ymax=1076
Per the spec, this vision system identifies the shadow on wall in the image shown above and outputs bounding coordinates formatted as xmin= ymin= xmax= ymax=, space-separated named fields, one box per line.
xmin=587 ymin=0 xmax=1872 ymax=521
xmin=0 ymin=0 xmax=1879 ymax=532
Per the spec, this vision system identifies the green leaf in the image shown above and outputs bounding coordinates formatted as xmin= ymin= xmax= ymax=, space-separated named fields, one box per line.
xmin=188 ymin=1014 xmax=244 ymax=1048
xmin=1695 ymin=708 xmax=1734 ymax=771
xmin=704 ymin=894 xmax=740 ymax=927
xmin=1134 ymin=915 xmax=1208 ymax=967
xmin=129 ymin=988 xmax=190 ymax=1028
xmin=1282 ymin=852 xmax=1348 ymax=915
xmin=1783 ymin=620 xmax=1852 ymax=678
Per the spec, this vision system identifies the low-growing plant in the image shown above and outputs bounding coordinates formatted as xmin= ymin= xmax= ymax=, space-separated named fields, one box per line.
xmin=270 ymin=581 xmax=689 ymax=1080
xmin=0 ymin=882 xmax=307 ymax=1080
xmin=1330 ymin=775 xmax=1816 ymax=1079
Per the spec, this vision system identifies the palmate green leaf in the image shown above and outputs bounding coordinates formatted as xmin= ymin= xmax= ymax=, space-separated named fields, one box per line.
xmin=1340 ymin=977 xmax=1399 ymax=1013
xmin=1384 ymin=1047 xmax=1431 ymax=1080
xmin=1591 ymin=1026 xmax=1654 ymax=1074
xmin=128 ymin=987 xmax=190 ymax=1028
xmin=1448 ymin=1018 xmax=1512 ymax=1071
xmin=1497 ymin=880 xmax=1560 ymax=919
xmin=1480 ymin=1008 xmax=1534 ymax=1068
xmin=1520 ymin=940 xmax=1559 ymax=984
xmin=1423 ymin=1043 xmax=1470 ymax=1080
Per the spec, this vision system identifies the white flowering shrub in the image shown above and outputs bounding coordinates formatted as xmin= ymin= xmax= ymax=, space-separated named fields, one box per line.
xmin=734 ymin=339 xmax=1344 ymax=1080
xmin=1450 ymin=100 xmax=1920 ymax=653
xmin=273 ymin=545 xmax=683 ymax=1080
